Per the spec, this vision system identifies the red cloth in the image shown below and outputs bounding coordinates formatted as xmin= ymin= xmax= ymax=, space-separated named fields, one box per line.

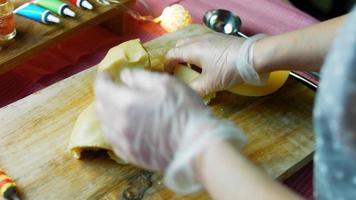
xmin=0 ymin=0 xmax=316 ymax=198
xmin=284 ymin=162 xmax=314 ymax=200
xmin=0 ymin=26 xmax=121 ymax=107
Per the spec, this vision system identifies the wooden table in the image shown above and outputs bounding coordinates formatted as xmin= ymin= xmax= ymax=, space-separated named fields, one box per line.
xmin=0 ymin=25 xmax=316 ymax=199
xmin=0 ymin=0 xmax=131 ymax=75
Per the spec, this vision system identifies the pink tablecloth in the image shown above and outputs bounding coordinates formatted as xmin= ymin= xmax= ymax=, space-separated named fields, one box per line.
xmin=0 ymin=0 xmax=317 ymax=198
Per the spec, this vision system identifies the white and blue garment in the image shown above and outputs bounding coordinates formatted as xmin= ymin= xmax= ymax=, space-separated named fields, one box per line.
xmin=313 ymin=6 xmax=356 ymax=200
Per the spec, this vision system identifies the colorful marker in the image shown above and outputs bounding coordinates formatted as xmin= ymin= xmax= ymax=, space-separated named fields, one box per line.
xmin=68 ymin=0 xmax=93 ymax=10
xmin=0 ymin=169 xmax=20 ymax=200
xmin=14 ymin=3 xmax=60 ymax=24
xmin=33 ymin=0 xmax=76 ymax=17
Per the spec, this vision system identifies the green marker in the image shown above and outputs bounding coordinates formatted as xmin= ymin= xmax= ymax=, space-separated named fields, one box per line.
xmin=33 ymin=0 xmax=76 ymax=17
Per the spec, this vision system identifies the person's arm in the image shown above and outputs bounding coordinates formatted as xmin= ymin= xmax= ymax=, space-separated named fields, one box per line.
xmin=254 ymin=16 xmax=346 ymax=73
xmin=164 ymin=16 xmax=346 ymax=95
xmin=193 ymin=140 xmax=303 ymax=200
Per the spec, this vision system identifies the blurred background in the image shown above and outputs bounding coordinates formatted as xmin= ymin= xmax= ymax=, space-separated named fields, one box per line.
xmin=290 ymin=0 xmax=356 ymax=20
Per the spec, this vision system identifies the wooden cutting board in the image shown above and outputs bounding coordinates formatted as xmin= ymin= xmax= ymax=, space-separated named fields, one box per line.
xmin=0 ymin=26 xmax=315 ymax=200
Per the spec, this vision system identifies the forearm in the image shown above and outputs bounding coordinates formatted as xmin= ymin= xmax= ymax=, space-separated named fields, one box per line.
xmin=254 ymin=16 xmax=346 ymax=73
xmin=193 ymin=141 xmax=302 ymax=200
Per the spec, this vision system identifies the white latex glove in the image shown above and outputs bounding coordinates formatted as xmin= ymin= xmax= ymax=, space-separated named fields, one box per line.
xmin=95 ymin=69 xmax=247 ymax=194
xmin=165 ymin=32 xmax=267 ymax=96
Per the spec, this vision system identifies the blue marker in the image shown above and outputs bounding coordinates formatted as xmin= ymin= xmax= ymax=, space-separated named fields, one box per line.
xmin=14 ymin=3 xmax=60 ymax=24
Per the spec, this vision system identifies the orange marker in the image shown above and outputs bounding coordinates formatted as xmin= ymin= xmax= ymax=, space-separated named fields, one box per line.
xmin=0 ymin=169 xmax=20 ymax=200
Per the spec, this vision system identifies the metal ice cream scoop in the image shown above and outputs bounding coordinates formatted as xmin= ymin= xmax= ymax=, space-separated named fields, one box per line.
xmin=203 ymin=9 xmax=248 ymax=38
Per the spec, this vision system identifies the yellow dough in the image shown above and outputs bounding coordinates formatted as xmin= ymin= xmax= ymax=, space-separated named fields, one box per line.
xmin=173 ymin=65 xmax=289 ymax=98
xmin=97 ymin=39 xmax=150 ymax=79
xmin=173 ymin=65 xmax=216 ymax=103
xmin=68 ymin=40 xmax=149 ymax=163
xmin=68 ymin=25 xmax=290 ymax=163
xmin=68 ymin=40 xmax=216 ymax=162
xmin=68 ymin=102 xmax=126 ymax=163
xmin=228 ymin=71 xmax=289 ymax=96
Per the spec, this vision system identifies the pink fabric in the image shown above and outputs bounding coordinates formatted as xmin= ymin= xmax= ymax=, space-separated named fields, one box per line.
xmin=182 ymin=0 xmax=318 ymax=34
xmin=284 ymin=162 xmax=314 ymax=200
xmin=134 ymin=0 xmax=318 ymax=34
xmin=0 ymin=0 xmax=316 ymax=198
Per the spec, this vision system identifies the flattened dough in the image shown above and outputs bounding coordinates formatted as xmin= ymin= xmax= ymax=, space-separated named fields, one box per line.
xmin=228 ymin=71 xmax=289 ymax=97
xmin=68 ymin=39 xmax=216 ymax=162
xmin=68 ymin=25 xmax=290 ymax=163
xmin=173 ymin=65 xmax=216 ymax=104
xmin=68 ymin=102 xmax=109 ymax=158
xmin=68 ymin=39 xmax=149 ymax=163
xmin=97 ymin=39 xmax=149 ymax=79
xmin=174 ymin=66 xmax=289 ymax=98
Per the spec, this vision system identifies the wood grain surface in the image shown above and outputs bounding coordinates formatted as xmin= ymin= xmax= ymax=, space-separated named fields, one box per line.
xmin=0 ymin=0 xmax=131 ymax=75
xmin=0 ymin=26 xmax=316 ymax=200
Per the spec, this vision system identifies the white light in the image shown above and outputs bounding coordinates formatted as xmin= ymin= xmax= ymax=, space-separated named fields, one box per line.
xmin=159 ymin=4 xmax=192 ymax=32
xmin=224 ymin=23 xmax=233 ymax=34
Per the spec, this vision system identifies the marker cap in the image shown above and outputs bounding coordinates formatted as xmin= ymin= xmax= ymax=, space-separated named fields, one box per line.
xmin=82 ymin=0 xmax=93 ymax=10
xmin=47 ymin=14 xmax=60 ymax=23
xmin=63 ymin=7 xmax=76 ymax=17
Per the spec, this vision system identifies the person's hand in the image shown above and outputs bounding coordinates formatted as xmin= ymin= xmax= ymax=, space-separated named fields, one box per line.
xmin=165 ymin=32 xmax=246 ymax=96
xmin=94 ymin=69 xmax=246 ymax=193
xmin=165 ymin=32 xmax=269 ymax=96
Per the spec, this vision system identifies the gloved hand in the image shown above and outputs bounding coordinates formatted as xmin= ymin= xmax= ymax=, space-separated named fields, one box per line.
xmin=165 ymin=32 xmax=268 ymax=96
xmin=95 ymin=69 xmax=247 ymax=194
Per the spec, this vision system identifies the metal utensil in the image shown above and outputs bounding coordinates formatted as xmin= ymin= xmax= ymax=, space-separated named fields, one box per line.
xmin=203 ymin=9 xmax=318 ymax=90
xmin=203 ymin=9 xmax=248 ymax=38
